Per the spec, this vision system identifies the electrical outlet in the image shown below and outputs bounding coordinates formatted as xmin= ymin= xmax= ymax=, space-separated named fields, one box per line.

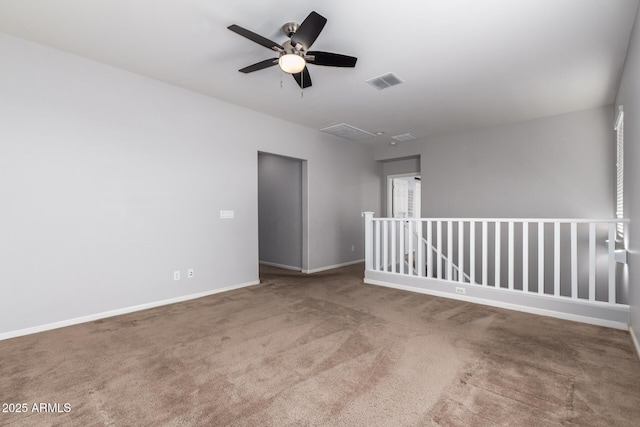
xmin=173 ymin=271 xmax=180 ymax=281
xmin=455 ymin=287 xmax=465 ymax=295
xmin=351 ymin=245 xmax=355 ymax=252
xmin=188 ymin=268 xmax=194 ymax=278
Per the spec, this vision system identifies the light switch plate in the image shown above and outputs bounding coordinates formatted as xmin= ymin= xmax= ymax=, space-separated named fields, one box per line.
xmin=220 ymin=210 xmax=235 ymax=219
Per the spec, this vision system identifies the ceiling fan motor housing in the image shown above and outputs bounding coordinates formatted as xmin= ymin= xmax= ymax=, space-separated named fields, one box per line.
xmin=282 ymin=40 xmax=304 ymax=55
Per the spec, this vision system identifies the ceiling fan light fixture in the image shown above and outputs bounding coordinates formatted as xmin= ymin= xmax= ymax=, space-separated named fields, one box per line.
xmin=279 ymin=53 xmax=306 ymax=74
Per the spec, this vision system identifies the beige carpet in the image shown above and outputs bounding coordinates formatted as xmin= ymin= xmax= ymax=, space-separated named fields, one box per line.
xmin=1 ymin=263 xmax=639 ymax=426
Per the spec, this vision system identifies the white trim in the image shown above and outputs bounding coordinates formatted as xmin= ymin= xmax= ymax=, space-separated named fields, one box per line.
xmin=364 ymin=277 xmax=629 ymax=330
xmin=631 ymin=326 xmax=640 ymax=360
xmin=259 ymin=261 xmax=302 ymax=271
xmin=368 ymin=270 xmax=629 ymax=309
xmin=303 ymin=259 xmax=364 ymax=274
xmin=0 ymin=280 xmax=261 ymax=341
xmin=302 ymin=160 xmax=309 ymax=273
xmin=370 ymin=217 xmax=629 ymax=223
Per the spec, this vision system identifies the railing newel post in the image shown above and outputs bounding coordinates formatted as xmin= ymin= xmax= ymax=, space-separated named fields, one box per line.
xmin=362 ymin=212 xmax=374 ymax=272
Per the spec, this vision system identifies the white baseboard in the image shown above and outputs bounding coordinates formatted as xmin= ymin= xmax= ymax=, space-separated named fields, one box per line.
xmin=0 ymin=280 xmax=260 ymax=342
xmin=259 ymin=261 xmax=301 ymax=271
xmin=303 ymin=259 xmax=364 ymax=274
xmin=631 ymin=326 xmax=640 ymax=360
xmin=365 ymin=277 xmax=629 ymax=330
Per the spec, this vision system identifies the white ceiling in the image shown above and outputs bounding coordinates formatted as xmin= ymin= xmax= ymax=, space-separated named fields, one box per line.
xmin=0 ymin=0 xmax=638 ymax=144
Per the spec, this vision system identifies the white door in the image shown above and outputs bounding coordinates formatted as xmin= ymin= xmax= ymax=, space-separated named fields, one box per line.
xmin=389 ymin=176 xmax=421 ymax=268
xmin=392 ymin=178 xmax=409 ymax=218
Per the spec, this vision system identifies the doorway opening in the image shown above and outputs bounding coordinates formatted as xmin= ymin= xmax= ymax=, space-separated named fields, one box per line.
xmin=387 ymin=173 xmax=421 ymax=218
xmin=386 ymin=173 xmax=422 ymax=268
xmin=257 ymin=152 xmax=308 ymax=273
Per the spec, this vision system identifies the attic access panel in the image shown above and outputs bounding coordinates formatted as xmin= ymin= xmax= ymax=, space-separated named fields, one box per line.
xmin=320 ymin=123 xmax=374 ymax=141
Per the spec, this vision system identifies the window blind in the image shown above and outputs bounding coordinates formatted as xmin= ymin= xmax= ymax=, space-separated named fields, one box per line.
xmin=615 ymin=109 xmax=624 ymax=237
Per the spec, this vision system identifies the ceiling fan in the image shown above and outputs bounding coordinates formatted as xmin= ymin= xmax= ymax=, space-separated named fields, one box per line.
xmin=228 ymin=11 xmax=357 ymax=89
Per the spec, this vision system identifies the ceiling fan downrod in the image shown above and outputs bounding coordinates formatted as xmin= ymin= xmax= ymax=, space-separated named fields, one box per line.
xmin=282 ymin=22 xmax=299 ymax=38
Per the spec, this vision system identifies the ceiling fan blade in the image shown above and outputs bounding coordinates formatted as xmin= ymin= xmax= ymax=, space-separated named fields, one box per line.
xmin=306 ymin=51 xmax=357 ymax=67
xmin=239 ymin=58 xmax=279 ymax=73
xmin=290 ymin=11 xmax=327 ymax=51
xmin=292 ymin=67 xmax=312 ymax=89
xmin=228 ymin=24 xmax=283 ymax=51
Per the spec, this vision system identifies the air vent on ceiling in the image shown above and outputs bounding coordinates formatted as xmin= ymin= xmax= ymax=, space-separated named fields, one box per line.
xmin=366 ymin=73 xmax=404 ymax=90
xmin=320 ymin=123 xmax=375 ymax=141
xmin=391 ymin=133 xmax=418 ymax=142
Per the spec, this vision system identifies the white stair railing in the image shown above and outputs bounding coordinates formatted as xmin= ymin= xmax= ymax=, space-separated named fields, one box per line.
xmin=405 ymin=222 xmax=472 ymax=282
xmin=363 ymin=213 xmax=629 ymax=306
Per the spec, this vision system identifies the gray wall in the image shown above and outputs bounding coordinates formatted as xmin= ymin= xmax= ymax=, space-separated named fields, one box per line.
xmin=0 ymin=34 xmax=380 ymax=336
xmin=616 ymin=3 xmax=640 ymax=350
xmin=376 ymin=107 xmax=614 ymax=219
xmin=420 ymin=107 xmax=614 ymax=219
xmin=258 ymin=153 xmax=302 ymax=270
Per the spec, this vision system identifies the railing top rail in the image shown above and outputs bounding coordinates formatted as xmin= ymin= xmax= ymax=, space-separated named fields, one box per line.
xmin=369 ymin=217 xmax=629 ymax=223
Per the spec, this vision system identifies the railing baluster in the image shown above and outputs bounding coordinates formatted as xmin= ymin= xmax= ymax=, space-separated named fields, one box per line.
xmin=458 ymin=221 xmax=464 ymax=283
xmin=495 ymin=221 xmax=501 ymax=288
xmin=571 ymin=222 xmax=578 ymax=300
xmin=399 ymin=220 xmax=405 ymax=275
xmin=482 ymin=221 xmax=488 ymax=286
xmin=523 ymin=221 xmax=528 ymax=293
xmin=383 ymin=220 xmax=389 ymax=272
xmin=470 ymin=221 xmax=476 ymax=285
xmin=408 ymin=220 xmax=414 ymax=276
xmin=427 ymin=221 xmax=433 ymax=278
xmin=390 ymin=221 xmax=396 ymax=273
xmin=538 ymin=221 xmax=544 ymax=295
xmin=508 ymin=221 xmax=514 ymax=290
xmin=608 ymin=223 xmax=616 ymax=304
xmin=437 ymin=221 xmax=443 ymax=279
xmin=447 ymin=221 xmax=453 ymax=280
xmin=374 ymin=220 xmax=381 ymax=271
xmin=417 ymin=220 xmax=424 ymax=277
xmin=554 ymin=222 xmax=560 ymax=297
xmin=589 ymin=223 xmax=596 ymax=302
